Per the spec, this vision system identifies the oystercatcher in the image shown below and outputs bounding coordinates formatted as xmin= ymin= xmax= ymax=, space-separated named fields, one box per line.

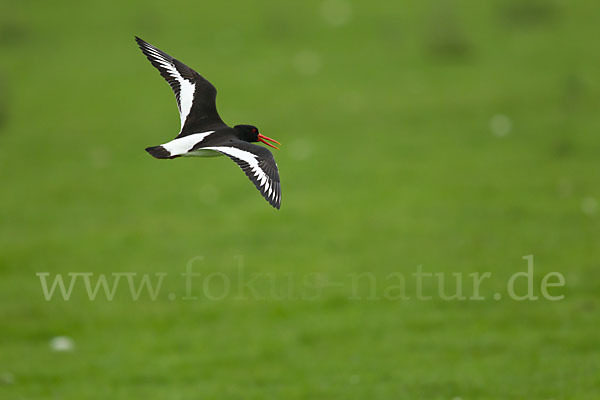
xmin=135 ymin=37 xmax=282 ymax=209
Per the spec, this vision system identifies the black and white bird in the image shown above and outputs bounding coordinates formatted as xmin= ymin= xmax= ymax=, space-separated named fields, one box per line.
xmin=135 ymin=37 xmax=282 ymax=209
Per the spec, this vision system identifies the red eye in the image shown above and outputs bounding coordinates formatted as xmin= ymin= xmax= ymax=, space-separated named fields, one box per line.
xmin=252 ymin=128 xmax=257 ymax=133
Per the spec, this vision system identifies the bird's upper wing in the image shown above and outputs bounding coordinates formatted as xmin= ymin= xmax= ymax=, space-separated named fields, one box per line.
xmin=201 ymin=141 xmax=282 ymax=209
xmin=135 ymin=37 xmax=228 ymax=137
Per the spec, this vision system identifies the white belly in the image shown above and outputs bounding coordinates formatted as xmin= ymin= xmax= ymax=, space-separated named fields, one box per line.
xmin=182 ymin=149 xmax=223 ymax=157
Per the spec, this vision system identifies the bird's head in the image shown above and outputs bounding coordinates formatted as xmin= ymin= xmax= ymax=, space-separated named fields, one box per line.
xmin=234 ymin=124 xmax=280 ymax=149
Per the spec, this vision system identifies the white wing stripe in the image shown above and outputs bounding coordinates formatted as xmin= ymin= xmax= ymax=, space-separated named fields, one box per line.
xmin=177 ymin=80 xmax=195 ymax=131
xmin=203 ymin=146 xmax=274 ymax=195
xmin=144 ymin=47 xmax=196 ymax=130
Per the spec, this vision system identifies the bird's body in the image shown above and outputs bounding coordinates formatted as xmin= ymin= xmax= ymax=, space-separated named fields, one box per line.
xmin=135 ymin=37 xmax=282 ymax=209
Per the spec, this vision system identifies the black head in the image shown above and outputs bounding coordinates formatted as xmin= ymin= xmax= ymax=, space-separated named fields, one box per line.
xmin=234 ymin=124 xmax=280 ymax=149
xmin=234 ymin=124 xmax=260 ymax=141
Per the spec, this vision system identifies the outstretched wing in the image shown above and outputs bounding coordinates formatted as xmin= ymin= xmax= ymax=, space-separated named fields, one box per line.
xmin=202 ymin=141 xmax=282 ymax=209
xmin=135 ymin=37 xmax=227 ymax=136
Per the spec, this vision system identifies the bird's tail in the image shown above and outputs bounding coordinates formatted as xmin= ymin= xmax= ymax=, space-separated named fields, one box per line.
xmin=145 ymin=145 xmax=172 ymax=159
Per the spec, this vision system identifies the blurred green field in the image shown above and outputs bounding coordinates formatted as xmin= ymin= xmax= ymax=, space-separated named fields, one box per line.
xmin=1 ymin=0 xmax=599 ymax=398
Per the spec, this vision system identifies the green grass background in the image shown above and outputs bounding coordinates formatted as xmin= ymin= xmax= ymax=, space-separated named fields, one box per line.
xmin=1 ymin=0 xmax=599 ymax=398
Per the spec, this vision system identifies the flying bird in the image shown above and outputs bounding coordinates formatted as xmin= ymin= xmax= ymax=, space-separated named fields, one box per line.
xmin=135 ymin=36 xmax=282 ymax=209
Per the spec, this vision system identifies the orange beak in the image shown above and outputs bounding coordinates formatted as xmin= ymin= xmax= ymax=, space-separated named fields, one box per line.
xmin=258 ymin=133 xmax=281 ymax=150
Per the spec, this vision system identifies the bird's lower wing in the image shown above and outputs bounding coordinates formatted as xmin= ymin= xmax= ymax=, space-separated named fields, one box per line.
xmin=201 ymin=141 xmax=281 ymax=209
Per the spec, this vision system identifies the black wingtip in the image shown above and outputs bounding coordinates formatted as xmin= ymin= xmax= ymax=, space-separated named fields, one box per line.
xmin=134 ymin=36 xmax=145 ymax=51
xmin=273 ymin=184 xmax=282 ymax=210
xmin=270 ymin=199 xmax=281 ymax=210
xmin=135 ymin=36 xmax=148 ymax=48
xmin=135 ymin=36 xmax=153 ymax=51
xmin=261 ymin=181 xmax=281 ymax=210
